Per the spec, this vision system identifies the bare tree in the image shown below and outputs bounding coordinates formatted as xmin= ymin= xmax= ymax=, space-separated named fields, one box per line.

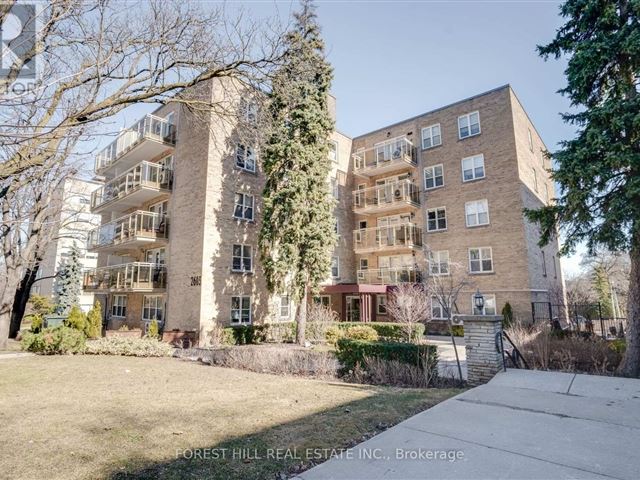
xmin=386 ymin=283 xmax=430 ymax=342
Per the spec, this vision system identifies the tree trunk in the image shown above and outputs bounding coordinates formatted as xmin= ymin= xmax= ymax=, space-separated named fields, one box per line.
xmin=0 ymin=267 xmax=24 ymax=350
xmin=296 ymin=288 xmax=308 ymax=346
xmin=0 ymin=311 xmax=9 ymax=350
xmin=9 ymin=265 xmax=40 ymax=338
xmin=620 ymin=227 xmax=640 ymax=377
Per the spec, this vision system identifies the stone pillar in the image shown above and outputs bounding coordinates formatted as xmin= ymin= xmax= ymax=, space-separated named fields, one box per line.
xmin=460 ymin=315 xmax=504 ymax=386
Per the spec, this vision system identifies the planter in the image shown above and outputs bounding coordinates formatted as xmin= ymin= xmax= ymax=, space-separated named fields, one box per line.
xmin=43 ymin=315 xmax=66 ymax=328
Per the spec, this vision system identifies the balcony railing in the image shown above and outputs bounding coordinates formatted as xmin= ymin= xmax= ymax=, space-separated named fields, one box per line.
xmin=353 ymin=222 xmax=423 ymax=253
xmin=353 ymin=137 xmax=415 ymax=176
xmin=83 ymin=262 xmax=167 ymax=292
xmin=96 ymin=114 xmax=175 ymax=173
xmin=91 ymin=161 xmax=172 ymax=212
xmin=356 ymin=266 xmax=421 ymax=285
xmin=353 ymin=179 xmax=419 ymax=214
xmin=87 ymin=211 xmax=168 ymax=251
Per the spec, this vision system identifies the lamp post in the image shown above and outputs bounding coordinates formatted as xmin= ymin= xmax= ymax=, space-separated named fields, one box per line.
xmin=474 ymin=289 xmax=484 ymax=314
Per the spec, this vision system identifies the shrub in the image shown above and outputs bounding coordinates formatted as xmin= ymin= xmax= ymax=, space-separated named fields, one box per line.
xmin=266 ymin=322 xmax=296 ymax=343
xmin=347 ymin=356 xmax=438 ymax=388
xmin=450 ymin=325 xmax=464 ymax=337
xmin=21 ymin=326 xmax=86 ymax=354
xmin=344 ymin=325 xmax=379 ymax=341
xmin=29 ymin=314 xmax=44 ymax=334
xmin=64 ymin=305 xmax=86 ymax=332
xmin=336 ymin=338 xmax=438 ymax=379
xmin=85 ymin=302 xmax=102 ymax=339
xmin=335 ymin=322 xmax=425 ymax=342
xmin=306 ymin=304 xmax=338 ymax=342
xmin=325 ymin=325 xmax=344 ymax=345
xmin=84 ymin=337 xmax=174 ymax=357
xmin=146 ymin=319 xmax=160 ymax=340
xmin=118 ymin=324 xmax=130 ymax=331
xmin=502 ymin=302 xmax=514 ymax=329
xmin=222 ymin=325 xmax=269 ymax=345
xmin=28 ymin=294 xmax=54 ymax=316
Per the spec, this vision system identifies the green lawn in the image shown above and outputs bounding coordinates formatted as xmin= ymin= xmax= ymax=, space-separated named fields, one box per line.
xmin=0 ymin=355 xmax=461 ymax=480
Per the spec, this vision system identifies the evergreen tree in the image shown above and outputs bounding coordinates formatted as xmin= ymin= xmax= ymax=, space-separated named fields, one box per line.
xmin=85 ymin=301 xmax=102 ymax=339
xmin=55 ymin=242 xmax=83 ymax=314
xmin=526 ymin=0 xmax=640 ymax=375
xmin=259 ymin=0 xmax=336 ymax=345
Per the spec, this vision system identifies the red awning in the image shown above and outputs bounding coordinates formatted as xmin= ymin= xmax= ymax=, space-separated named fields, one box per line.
xmin=321 ymin=284 xmax=389 ymax=294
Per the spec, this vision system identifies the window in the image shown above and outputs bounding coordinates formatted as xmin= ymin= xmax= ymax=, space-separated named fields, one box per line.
xmin=231 ymin=296 xmax=252 ymax=324
xmin=424 ymin=164 xmax=444 ymax=190
xmin=232 ymin=244 xmax=252 ymax=272
xmin=532 ymin=168 xmax=538 ymax=192
xmin=279 ymin=296 xmax=290 ymax=319
xmin=145 ymin=247 xmax=166 ymax=265
xmin=431 ymin=296 xmax=447 ymax=319
xmin=313 ymin=295 xmax=330 ymax=307
xmin=421 ymin=124 xmax=442 ymax=149
xmin=465 ymin=199 xmax=489 ymax=227
xmin=528 ymin=128 xmax=534 ymax=152
xmin=112 ymin=295 xmax=127 ymax=318
xmin=331 ymin=257 xmax=340 ymax=278
xmin=233 ymin=193 xmax=254 ymax=220
xmin=458 ymin=111 xmax=480 ymax=139
xmin=377 ymin=295 xmax=387 ymax=315
xmin=469 ymin=247 xmax=493 ymax=273
xmin=541 ymin=250 xmax=547 ymax=277
xmin=240 ymin=99 xmax=258 ymax=123
xmin=236 ymin=144 xmax=256 ymax=173
xmin=427 ymin=207 xmax=447 ymax=232
xmin=142 ymin=295 xmax=164 ymax=321
xmin=359 ymin=258 xmax=369 ymax=270
xmin=334 ymin=218 xmax=340 ymax=237
xmin=429 ymin=250 xmax=450 ymax=276
xmin=328 ymin=140 xmax=338 ymax=163
xmin=461 ymin=154 xmax=485 ymax=182
xmin=473 ymin=294 xmax=496 ymax=315
xmin=331 ymin=177 xmax=339 ymax=199
xmin=553 ymin=255 xmax=558 ymax=278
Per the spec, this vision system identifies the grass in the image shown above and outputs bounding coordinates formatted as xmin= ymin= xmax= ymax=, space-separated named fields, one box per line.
xmin=0 ymin=355 xmax=461 ymax=480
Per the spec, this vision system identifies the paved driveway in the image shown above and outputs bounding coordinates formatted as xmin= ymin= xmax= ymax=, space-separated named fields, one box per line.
xmin=296 ymin=370 xmax=640 ymax=480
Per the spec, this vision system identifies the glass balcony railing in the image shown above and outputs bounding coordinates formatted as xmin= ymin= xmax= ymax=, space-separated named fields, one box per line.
xmin=356 ymin=266 xmax=421 ymax=285
xmin=95 ymin=114 xmax=175 ymax=172
xmin=83 ymin=262 xmax=167 ymax=292
xmin=90 ymin=161 xmax=172 ymax=211
xmin=353 ymin=222 xmax=422 ymax=253
xmin=353 ymin=179 xmax=420 ymax=213
xmin=353 ymin=137 xmax=415 ymax=176
xmin=87 ymin=211 xmax=168 ymax=251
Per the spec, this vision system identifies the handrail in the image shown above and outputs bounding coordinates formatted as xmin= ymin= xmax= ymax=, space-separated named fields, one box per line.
xmin=87 ymin=210 xmax=168 ymax=249
xmin=353 ymin=222 xmax=423 ymax=250
xmin=496 ymin=330 xmax=529 ymax=370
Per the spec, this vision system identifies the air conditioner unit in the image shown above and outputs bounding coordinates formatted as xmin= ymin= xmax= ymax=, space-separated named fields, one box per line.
xmin=394 ymin=189 xmax=402 ymax=199
xmin=451 ymin=315 xmax=464 ymax=326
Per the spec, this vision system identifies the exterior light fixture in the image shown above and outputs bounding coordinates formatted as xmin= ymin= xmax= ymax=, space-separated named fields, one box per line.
xmin=474 ymin=289 xmax=484 ymax=313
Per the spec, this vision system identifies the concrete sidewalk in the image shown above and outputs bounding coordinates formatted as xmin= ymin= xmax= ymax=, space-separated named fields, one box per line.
xmin=427 ymin=335 xmax=467 ymax=380
xmin=296 ymin=370 xmax=640 ymax=480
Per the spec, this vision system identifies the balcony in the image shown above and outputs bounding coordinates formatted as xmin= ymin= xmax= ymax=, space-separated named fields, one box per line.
xmin=91 ymin=161 xmax=172 ymax=214
xmin=87 ymin=211 xmax=168 ymax=253
xmin=353 ymin=137 xmax=415 ymax=177
xmin=356 ymin=266 xmax=421 ymax=285
xmin=353 ymin=179 xmax=420 ymax=215
xmin=353 ymin=222 xmax=423 ymax=254
xmin=83 ymin=262 xmax=167 ymax=292
xmin=95 ymin=114 xmax=175 ymax=175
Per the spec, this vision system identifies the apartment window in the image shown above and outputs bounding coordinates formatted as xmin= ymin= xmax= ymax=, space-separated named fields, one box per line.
xmin=328 ymin=140 xmax=338 ymax=163
xmin=429 ymin=250 xmax=450 ymax=276
xmin=421 ymin=124 xmax=442 ymax=149
xmin=334 ymin=218 xmax=340 ymax=237
xmin=331 ymin=257 xmax=340 ymax=278
xmin=553 ymin=255 xmax=558 ymax=279
xmin=112 ymin=295 xmax=127 ymax=318
xmin=424 ymin=164 xmax=444 ymax=190
xmin=359 ymin=258 xmax=369 ymax=270
xmin=233 ymin=193 xmax=254 ymax=221
xmin=469 ymin=247 xmax=493 ymax=273
xmin=236 ymin=144 xmax=256 ymax=173
xmin=313 ymin=295 xmax=330 ymax=307
xmin=427 ymin=207 xmax=447 ymax=232
xmin=331 ymin=177 xmax=339 ymax=199
xmin=458 ymin=111 xmax=480 ymax=139
xmin=377 ymin=295 xmax=387 ymax=315
xmin=473 ymin=294 xmax=496 ymax=315
xmin=142 ymin=295 xmax=164 ymax=321
xmin=465 ymin=199 xmax=490 ymax=227
xmin=240 ymin=99 xmax=258 ymax=123
xmin=231 ymin=296 xmax=252 ymax=324
xmin=532 ymin=168 xmax=539 ymax=192
xmin=232 ymin=244 xmax=252 ymax=272
xmin=528 ymin=128 xmax=534 ymax=152
xmin=541 ymin=250 xmax=547 ymax=277
xmin=279 ymin=296 xmax=290 ymax=319
xmin=431 ymin=296 xmax=446 ymax=319
xmin=461 ymin=154 xmax=485 ymax=182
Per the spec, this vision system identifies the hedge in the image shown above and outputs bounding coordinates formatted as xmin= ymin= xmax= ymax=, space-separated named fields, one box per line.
xmin=336 ymin=338 xmax=438 ymax=378
xmin=21 ymin=326 xmax=86 ymax=354
xmin=222 ymin=323 xmax=296 ymax=345
xmin=334 ymin=322 xmax=425 ymax=342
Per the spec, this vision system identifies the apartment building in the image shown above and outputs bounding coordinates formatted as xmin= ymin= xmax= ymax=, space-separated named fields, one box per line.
xmin=83 ymin=81 xmax=564 ymax=343
xmin=32 ymin=177 xmax=101 ymax=312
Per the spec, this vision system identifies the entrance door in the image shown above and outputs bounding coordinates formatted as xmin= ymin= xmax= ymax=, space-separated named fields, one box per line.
xmin=346 ymin=296 xmax=361 ymax=322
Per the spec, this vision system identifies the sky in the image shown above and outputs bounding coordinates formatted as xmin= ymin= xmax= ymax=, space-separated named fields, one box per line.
xmin=99 ymin=0 xmax=587 ymax=275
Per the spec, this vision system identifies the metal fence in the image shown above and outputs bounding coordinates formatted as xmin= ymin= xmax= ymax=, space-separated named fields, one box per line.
xmin=531 ymin=301 xmax=626 ymax=339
